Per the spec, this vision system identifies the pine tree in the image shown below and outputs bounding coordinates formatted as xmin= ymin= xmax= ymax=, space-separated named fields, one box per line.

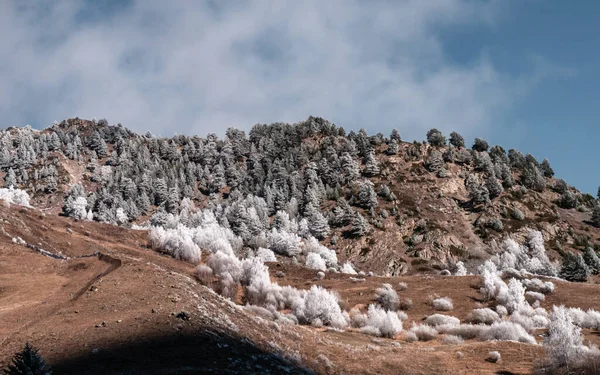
xmin=465 ymin=174 xmax=490 ymax=206
xmin=390 ymin=128 xmax=401 ymax=142
xmin=540 ymin=158 xmax=555 ymax=177
xmin=386 ymin=139 xmax=399 ymax=155
xmin=4 ymin=168 xmax=17 ymax=188
xmin=472 ymin=138 xmax=489 ymax=152
xmin=485 ymin=174 xmax=504 ymax=199
xmin=426 ymin=129 xmax=446 ymax=146
xmin=363 ymin=151 xmax=380 ymax=177
xmin=559 ymin=252 xmax=590 ymax=282
xmin=449 ymin=131 xmax=465 ymax=148
xmin=340 ymin=152 xmax=360 ymax=182
xmin=583 ymin=247 xmax=600 ymax=275
xmin=88 ymin=131 xmax=108 ymax=158
xmin=153 ymin=178 xmax=168 ymax=206
xmin=353 ymin=180 xmax=378 ymax=209
xmin=5 ymin=343 xmax=51 ymax=375
xmin=305 ymin=203 xmax=330 ymax=240
xmin=347 ymin=211 xmax=370 ymax=237
xmin=425 ymin=150 xmax=444 ymax=172
xmin=591 ymin=204 xmax=600 ymax=228
xmin=165 ymin=187 xmax=180 ymax=214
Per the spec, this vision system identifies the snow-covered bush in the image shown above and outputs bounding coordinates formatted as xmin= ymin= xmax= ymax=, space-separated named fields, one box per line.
xmin=303 ymin=237 xmax=337 ymax=267
xmin=206 ymin=251 xmax=242 ymax=281
xmin=424 ymin=314 xmax=460 ymax=327
xmin=491 ymin=231 xmax=557 ymax=276
xmin=436 ymin=324 xmax=488 ymax=340
xmin=398 ymin=282 xmax=408 ymax=291
xmin=565 ymin=307 xmax=600 ymax=330
xmin=466 ymin=308 xmax=500 ymax=325
xmin=149 ymin=225 xmax=202 ymax=263
xmin=521 ymin=278 xmax=555 ymax=294
xmin=545 ymin=305 xmax=588 ymax=370
xmin=349 ymin=308 xmax=368 ymax=328
xmin=241 ymin=257 xmax=269 ymax=286
xmin=256 ymin=247 xmax=276 ymax=262
xmin=432 ymin=297 xmax=454 ymax=311
xmin=442 ymin=335 xmax=464 ymax=345
xmin=267 ymin=228 xmax=302 ymax=257
xmin=525 ymin=291 xmax=545 ymax=304
xmin=454 ymin=261 xmax=468 ymax=276
xmin=0 ymin=186 xmax=30 ymax=206
xmin=340 ymin=262 xmax=358 ymax=275
xmin=360 ymin=305 xmax=403 ymax=338
xmin=478 ymin=321 xmax=536 ymax=344
xmin=195 ymin=264 xmax=213 ymax=285
xmin=293 ymin=285 xmax=347 ymax=329
xmin=306 ymin=252 xmax=327 ymax=271
xmin=410 ymin=324 xmax=438 ymax=341
xmin=375 ymin=284 xmax=400 ymax=311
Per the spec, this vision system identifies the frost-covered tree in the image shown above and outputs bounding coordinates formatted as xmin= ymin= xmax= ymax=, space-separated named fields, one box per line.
xmin=472 ymin=138 xmax=489 ymax=152
xmin=521 ymin=164 xmax=546 ymax=192
xmin=560 ymin=252 xmax=590 ymax=282
xmin=362 ymin=151 xmax=380 ymax=177
xmin=4 ymin=168 xmax=17 ymax=188
xmin=88 ymin=131 xmax=108 ymax=158
xmin=390 ymin=128 xmax=401 ymax=142
xmin=591 ymin=204 xmax=600 ymax=228
xmin=485 ymin=174 xmax=504 ymax=199
xmin=425 ymin=150 xmax=444 ymax=172
xmin=386 ymin=139 xmax=399 ymax=155
xmin=449 ymin=131 xmax=465 ymax=148
xmin=348 ymin=212 xmax=370 ymax=237
xmin=558 ymin=191 xmax=578 ymax=209
xmin=352 ymin=180 xmax=378 ymax=209
xmin=305 ymin=203 xmax=330 ymax=240
xmin=426 ymin=129 xmax=446 ymax=146
xmin=375 ymin=284 xmax=399 ymax=311
xmin=466 ymin=174 xmax=490 ymax=206
xmin=540 ymin=158 xmax=554 ymax=178
xmin=583 ymin=247 xmax=600 ymax=275
xmin=545 ymin=305 xmax=586 ymax=372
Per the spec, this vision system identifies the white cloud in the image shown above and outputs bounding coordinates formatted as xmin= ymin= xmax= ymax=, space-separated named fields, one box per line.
xmin=0 ymin=0 xmax=562 ymax=139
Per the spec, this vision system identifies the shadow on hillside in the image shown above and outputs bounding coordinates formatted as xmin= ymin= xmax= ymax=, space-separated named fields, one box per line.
xmin=50 ymin=330 xmax=315 ymax=375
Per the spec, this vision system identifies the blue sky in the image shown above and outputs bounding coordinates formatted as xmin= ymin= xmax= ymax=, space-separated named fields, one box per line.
xmin=0 ymin=1 xmax=598 ymax=194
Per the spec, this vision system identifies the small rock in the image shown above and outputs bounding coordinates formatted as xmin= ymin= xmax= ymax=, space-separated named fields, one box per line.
xmin=151 ymin=308 xmax=157 ymax=314
xmin=101 ymin=321 xmax=107 ymax=327
xmin=74 ymin=310 xmax=79 ymax=314
xmin=175 ymin=311 xmax=191 ymax=321
xmin=116 ymin=320 xmax=122 ymax=323
xmin=275 ymin=271 xmax=285 ymax=278
xmin=66 ymin=228 xmax=73 ymax=234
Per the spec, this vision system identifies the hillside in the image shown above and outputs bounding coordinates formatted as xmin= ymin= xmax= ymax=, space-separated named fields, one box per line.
xmin=2 ymin=117 xmax=600 ymax=374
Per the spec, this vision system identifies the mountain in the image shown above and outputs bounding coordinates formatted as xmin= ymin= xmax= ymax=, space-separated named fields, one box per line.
xmin=2 ymin=117 xmax=600 ymax=374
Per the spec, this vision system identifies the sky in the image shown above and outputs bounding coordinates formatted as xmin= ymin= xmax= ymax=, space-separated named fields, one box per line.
xmin=0 ymin=1 xmax=598 ymax=194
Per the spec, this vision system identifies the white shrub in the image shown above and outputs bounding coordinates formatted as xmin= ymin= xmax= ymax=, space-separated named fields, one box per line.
xmin=349 ymin=308 xmax=368 ymax=328
xmin=361 ymin=304 xmax=403 ymax=338
xmin=306 ymin=252 xmax=327 ymax=271
xmin=546 ymin=305 xmax=588 ymax=370
xmin=303 ymin=237 xmax=338 ymax=267
xmin=454 ymin=261 xmax=468 ymax=276
xmin=340 ymin=262 xmax=358 ymax=275
xmin=293 ymin=285 xmax=347 ymax=329
xmin=410 ymin=324 xmax=438 ymax=341
xmin=195 ymin=264 xmax=213 ymax=285
xmin=521 ymin=278 xmax=555 ymax=294
xmin=525 ymin=291 xmax=545 ymax=304
xmin=256 ymin=247 xmax=277 ymax=262
xmin=268 ymin=228 xmax=302 ymax=257
xmin=496 ymin=305 xmax=508 ymax=317
xmin=206 ymin=251 xmax=242 ymax=281
xmin=375 ymin=284 xmax=400 ymax=311
xmin=566 ymin=307 xmax=600 ymax=330
xmin=404 ymin=331 xmax=418 ymax=343
xmin=432 ymin=297 xmax=454 ymax=311
xmin=497 ymin=278 xmax=526 ymax=314
xmin=466 ymin=308 xmax=500 ymax=325
xmin=424 ymin=314 xmax=460 ymax=327
xmin=149 ymin=225 xmax=202 ymax=263
xmin=478 ymin=321 xmax=536 ymax=344
xmin=241 ymin=257 xmax=270 ymax=286
xmin=398 ymin=282 xmax=409 ymax=291
xmin=0 ymin=186 xmax=30 ymax=206
xmin=442 ymin=335 xmax=464 ymax=345
xmin=245 ymin=305 xmax=275 ymax=320
xmin=437 ymin=324 xmax=488 ymax=340
xmin=491 ymin=231 xmax=557 ymax=277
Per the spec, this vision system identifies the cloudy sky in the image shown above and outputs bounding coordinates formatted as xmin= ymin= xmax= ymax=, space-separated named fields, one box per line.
xmin=1 ymin=1 xmax=598 ymax=193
